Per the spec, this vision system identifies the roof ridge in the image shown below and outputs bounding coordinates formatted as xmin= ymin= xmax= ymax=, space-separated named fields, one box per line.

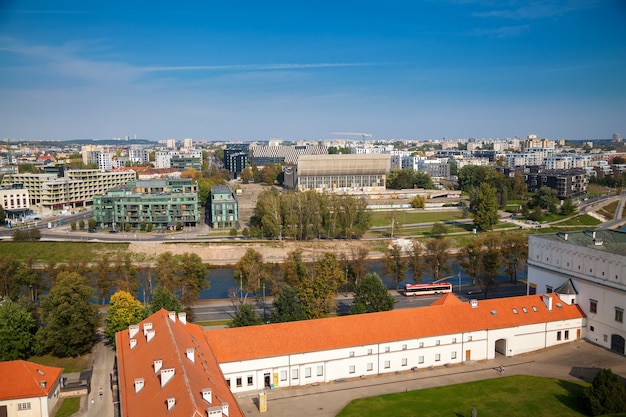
xmin=164 ymin=311 xmax=199 ymax=412
xmin=23 ymin=360 xmax=46 ymax=397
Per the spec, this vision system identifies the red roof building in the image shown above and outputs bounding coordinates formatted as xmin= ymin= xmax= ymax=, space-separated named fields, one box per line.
xmin=0 ymin=360 xmax=63 ymax=417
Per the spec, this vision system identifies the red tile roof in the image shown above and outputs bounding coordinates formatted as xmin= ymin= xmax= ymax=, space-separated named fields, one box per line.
xmin=0 ymin=360 xmax=63 ymax=401
xmin=205 ymin=294 xmax=584 ymax=363
xmin=116 ymin=310 xmax=244 ymax=417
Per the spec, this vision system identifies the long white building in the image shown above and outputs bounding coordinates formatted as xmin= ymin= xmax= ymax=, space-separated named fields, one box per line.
xmin=528 ymin=229 xmax=626 ymax=355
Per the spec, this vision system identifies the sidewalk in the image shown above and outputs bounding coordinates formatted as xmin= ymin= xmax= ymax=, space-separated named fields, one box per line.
xmin=234 ymin=340 xmax=626 ymax=417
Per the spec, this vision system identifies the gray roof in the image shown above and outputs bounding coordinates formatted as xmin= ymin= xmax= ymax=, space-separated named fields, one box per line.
xmin=534 ymin=229 xmax=626 ymax=256
xmin=554 ymin=279 xmax=577 ymax=295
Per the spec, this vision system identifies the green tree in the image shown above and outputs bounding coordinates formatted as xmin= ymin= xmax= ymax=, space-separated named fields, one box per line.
xmin=431 ymin=222 xmax=447 ymax=237
xmin=112 ymin=252 xmax=138 ymax=293
xmin=178 ymin=253 xmax=209 ymax=318
xmin=383 ymin=242 xmax=407 ymax=290
xmin=71 ymin=221 xmax=76 ymax=230
xmin=88 ymin=218 xmax=97 ymax=230
xmin=270 ymin=285 xmax=305 ymax=323
xmin=298 ymin=253 xmax=345 ymax=319
xmin=533 ymin=186 xmax=558 ymax=211
xmin=37 ymin=272 xmax=99 ymax=357
xmin=581 ymin=368 xmax=626 ymax=416
xmin=149 ymin=286 xmax=182 ymax=314
xmin=281 ymin=249 xmax=309 ymax=287
xmin=476 ymin=235 xmax=501 ymax=298
xmin=470 ymin=182 xmax=500 ymax=231
xmin=0 ymin=254 xmax=21 ymax=300
xmin=78 ymin=219 xmax=85 ymax=230
xmin=0 ymin=301 xmax=41 ymax=360
xmin=560 ymin=198 xmax=577 ymax=216
xmin=351 ymin=273 xmax=395 ymax=314
xmin=104 ymin=291 xmax=145 ymax=346
xmin=155 ymin=251 xmax=180 ymax=293
xmin=91 ymin=254 xmax=112 ymax=305
xmin=500 ymin=233 xmax=528 ymax=283
xmin=229 ymin=303 xmax=262 ymax=327
xmin=0 ymin=205 xmax=5 ymax=224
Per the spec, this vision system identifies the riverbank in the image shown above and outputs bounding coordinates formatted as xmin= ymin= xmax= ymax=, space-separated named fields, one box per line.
xmin=127 ymin=239 xmax=384 ymax=265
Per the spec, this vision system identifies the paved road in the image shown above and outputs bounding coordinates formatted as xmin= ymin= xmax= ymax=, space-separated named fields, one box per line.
xmin=234 ymin=340 xmax=626 ymax=417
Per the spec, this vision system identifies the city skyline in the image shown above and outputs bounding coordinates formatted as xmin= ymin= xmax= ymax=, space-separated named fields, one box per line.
xmin=0 ymin=1 xmax=625 ymax=141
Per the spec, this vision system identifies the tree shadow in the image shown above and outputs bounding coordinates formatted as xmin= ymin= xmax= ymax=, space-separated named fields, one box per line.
xmin=554 ymin=379 xmax=588 ymax=415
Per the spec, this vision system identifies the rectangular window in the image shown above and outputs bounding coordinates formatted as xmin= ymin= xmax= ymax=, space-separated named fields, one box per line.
xmin=385 ymin=347 xmax=390 ymax=353
xmin=384 ymin=361 xmax=390 ymax=369
xmin=402 ymin=358 xmax=408 ymax=366
xmin=546 ymin=285 xmax=553 ymax=293
xmin=402 ymin=344 xmax=407 ymax=350
xmin=590 ymin=326 xmax=594 ymax=332
xmin=590 ymin=299 xmax=597 ymax=314
xmin=419 ymin=342 xmax=424 ymax=348
xmin=367 ymin=348 xmax=373 ymax=355
xmin=436 ymin=340 xmax=440 ymax=346
xmin=604 ymin=334 xmax=608 ymax=342
xmin=349 ymin=351 xmax=355 ymax=357
xmin=564 ymin=330 xmax=569 ymax=340
xmin=247 ymin=375 xmax=253 ymax=386
xmin=291 ymin=369 xmax=298 ymax=380
xmin=435 ymin=354 xmax=441 ymax=362
xmin=226 ymin=378 xmax=231 ymax=388
xmin=280 ymin=371 xmax=287 ymax=381
xmin=305 ymin=367 xmax=311 ymax=378
xmin=349 ymin=365 xmax=355 ymax=374
xmin=557 ymin=331 xmax=562 ymax=341
xmin=468 ymin=336 xmax=473 ymax=342
xmin=616 ymin=308 xmax=624 ymax=323
xmin=418 ymin=356 xmax=424 ymax=364
xmin=367 ymin=363 xmax=373 ymax=371
xmin=452 ymin=337 xmax=457 ymax=344
xmin=317 ymin=366 xmax=323 ymax=376
xmin=451 ymin=351 xmax=457 ymax=360
xmin=18 ymin=403 xmax=31 ymax=411
xmin=236 ymin=377 xmax=242 ymax=387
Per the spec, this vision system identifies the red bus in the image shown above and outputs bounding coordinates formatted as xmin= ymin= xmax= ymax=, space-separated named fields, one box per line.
xmin=404 ymin=282 xmax=453 ymax=296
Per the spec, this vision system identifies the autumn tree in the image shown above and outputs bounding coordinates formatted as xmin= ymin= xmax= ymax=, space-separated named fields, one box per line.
xmin=424 ymin=238 xmax=452 ymax=281
xmin=351 ymin=273 xmax=395 ymax=314
xmin=104 ymin=291 xmax=145 ymax=346
xmin=456 ymin=239 xmax=483 ymax=286
xmin=383 ymin=242 xmax=407 ymax=290
xmin=112 ymin=252 xmax=138 ymax=293
xmin=476 ymin=235 xmax=502 ymax=298
xmin=92 ymin=253 xmax=113 ymax=305
xmin=37 ymin=272 xmax=99 ymax=357
xmin=281 ymin=249 xmax=309 ymax=287
xmin=407 ymin=240 xmax=425 ymax=283
xmin=500 ymin=233 xmax=528 ymax=283
xmin=235 ymin=249 xmax=269 ymax=299
xmin=298 ymin=253 xmax=345 ymax=319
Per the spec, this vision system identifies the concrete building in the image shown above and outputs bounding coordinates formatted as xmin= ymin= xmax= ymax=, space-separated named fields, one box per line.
xmin=0 ymin=185 xmax=30 ymax=213
xmin=97 ymin=152 xmax=113 ymax=171
xmin=525 ymin=168 xmax=588 ymax=199
xmin=0 ymin=361 xmax=63 ymax=417
xmin=250 ymin=144 xmax=327 ymax=165
xmin=170 ymin=155 xmax=202 ymax=171
xmin=224 ymin=144 xmax=249 ymax=178
xmin=209 ymin=185 xmax=238 ymax=229
xmin=0 ymin=170 xmax=136 ymax=212
xmin=116 ymin=310 xmax=244 ymax=417
xmin=128 ymin=145 xmax=150 ymax=164
xmin=286 ymin=154 xmax=390 ymax=192
xmin=528 ymin=230 xmax=626 ymax=355
xmin=93 ymin=178 xmax=198 ymax=229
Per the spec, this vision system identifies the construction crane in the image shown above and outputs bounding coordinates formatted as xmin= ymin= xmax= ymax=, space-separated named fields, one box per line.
xmin=331 ymin=132 xmax=373 ymax=139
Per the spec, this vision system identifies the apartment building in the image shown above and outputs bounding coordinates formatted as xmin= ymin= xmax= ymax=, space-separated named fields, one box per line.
xmin=0 ymin=170 xmax=136 ymax=212
xmin=209 ymin=185 xmax=238 ymax=229
xmin=93 ymin=178 xmax=198 ymax=229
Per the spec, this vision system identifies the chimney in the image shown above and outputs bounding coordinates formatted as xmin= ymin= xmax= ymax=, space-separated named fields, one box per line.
xmin=168 ymin=311 xmax=176 ymax=322
xmin=130 ymin=339 xmax=137 ymax=350
xmin=160 ymin=368 xmax=175 ymax=387
xmin=40 ymin=381 xmax=47 ymax=389
xmin=201 ymin=388 xmax=212 ymax=404
xmin=134 ymin=378 xmax=144 ymax=393
xmin=146 ymin=328 xmax=156 ymax=343
xmin=186 ymin=348 xmax=195 ymax=363
xmin=166 ymin=397 xmax=176 ymax=411
xmin=470 ymin=299 xmax=478 ymax=308
xmin=143 ymin=322 xmax=153 ymax=335
xmin=129 ymin=324 xmax=140 ymax=338
xmin=542 ymin=294 xmax=553 ymax=311
xmin=177 ymin=312 xmax=187 ymax=325
xmin=154 ymin=359 xmax=163 ymax=373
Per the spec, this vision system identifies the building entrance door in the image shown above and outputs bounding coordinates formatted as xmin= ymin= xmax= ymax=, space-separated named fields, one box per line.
xmin=610 ymin=334 xmax=625 ymax=355
xmin=465 ymin=350 xmax=471 ymax=361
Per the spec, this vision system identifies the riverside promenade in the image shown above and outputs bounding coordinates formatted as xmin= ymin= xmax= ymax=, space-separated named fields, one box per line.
xmin=234 ymin=340 xmax=626 ymax=417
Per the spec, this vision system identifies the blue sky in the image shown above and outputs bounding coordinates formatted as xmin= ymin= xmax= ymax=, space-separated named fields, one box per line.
xmin=0 ymin=0 xmax=625 ymax=141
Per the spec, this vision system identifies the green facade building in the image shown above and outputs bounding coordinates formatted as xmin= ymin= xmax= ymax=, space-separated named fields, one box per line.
xmin=93 ymin=178 xmax=198 ymax=230
xmin=209 ymin=185 xmax=238 ymax=229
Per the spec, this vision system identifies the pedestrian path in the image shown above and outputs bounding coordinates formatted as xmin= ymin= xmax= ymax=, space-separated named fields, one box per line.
xmin=235 ymin=340 xmax=626 ymax=417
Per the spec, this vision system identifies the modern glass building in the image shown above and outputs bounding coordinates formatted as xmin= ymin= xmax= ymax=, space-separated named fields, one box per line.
xmin=93 ymin=178 xmax=198 ymax=230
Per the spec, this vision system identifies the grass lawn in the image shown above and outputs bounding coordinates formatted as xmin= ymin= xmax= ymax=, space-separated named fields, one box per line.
xmin=370 ymin=211 xmax=465 ymax=227
xmin=29 ymin=354 xmax=90 ymax=373
xmin=554 ymin=214 xmax=602 ymax=227
xmin=54 ymin=397 xmax=80 ymax=417
xmin=0 ymin=241 xmax=129 ymax=262
xmin=336 ymin=375 xmax=589 ymax=417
